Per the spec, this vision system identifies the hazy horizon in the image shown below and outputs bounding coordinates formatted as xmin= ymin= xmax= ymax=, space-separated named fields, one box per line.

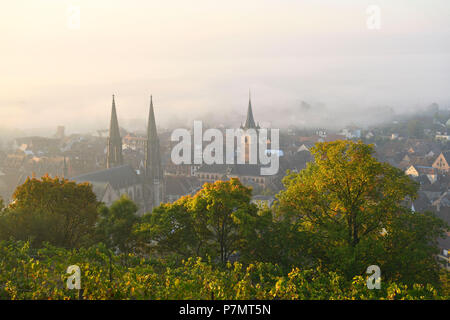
xmin=1 ymin=0 xmax=450 ymax=134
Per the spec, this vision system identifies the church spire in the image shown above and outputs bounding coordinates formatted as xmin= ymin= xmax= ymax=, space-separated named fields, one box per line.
xmin=144 ymin=95 xmax=164 ymax=211
xmin=243 ymin=90 xmax=258 ymax=129
xmin=106 ymin=94 xmax=123 ymax=168
xmin=147 ymin=95 xmax=158 ymax=142
xmin=145 ymin=95 xmax=163 ymax=181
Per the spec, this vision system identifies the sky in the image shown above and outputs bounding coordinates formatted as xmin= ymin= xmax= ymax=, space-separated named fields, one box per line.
xmin=1 ymin=0 xmax=450 ymax=134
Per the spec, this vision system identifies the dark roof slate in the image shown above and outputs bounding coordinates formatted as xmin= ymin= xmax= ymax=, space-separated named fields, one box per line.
xmin=73 ymin=165 xmax=141 ymax=189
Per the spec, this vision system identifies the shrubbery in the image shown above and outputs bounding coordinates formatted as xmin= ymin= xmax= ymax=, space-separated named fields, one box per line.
xmin=0 ymin=241 xmax=446 ymax=300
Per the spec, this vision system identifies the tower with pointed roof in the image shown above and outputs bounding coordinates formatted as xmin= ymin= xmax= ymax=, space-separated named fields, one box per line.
xmin=240 ymin=91 xmax=260 ymax=163
xmin=106 ymin=95 xmax=123 ymax=169
xmin=144 ymin=95 xmax=164 ymax=210
xmin=241 ymin=90 xmax=260 ymax=130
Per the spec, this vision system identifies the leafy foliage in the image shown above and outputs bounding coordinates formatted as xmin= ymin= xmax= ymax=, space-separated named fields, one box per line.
xmin=137 ymin=179 xmax=259 ymax=264
xmin=276 ymin=140 xmax=448 ymax=287
xmin=0 ymin=175 xmax=99 ymax=248
xmin=0 ymin=240 xmax=445 ymax=300
xmin=96 ymin=195 xmax=140 ymax=254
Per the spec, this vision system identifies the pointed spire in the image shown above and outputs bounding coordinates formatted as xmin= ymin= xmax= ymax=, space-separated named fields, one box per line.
xmin=144 ymin=95 xmax=164 ymax=210
xmin=106 ymin=94 xmax=123 ymax=168
xmin=243 ymin=89 xmax=257 ymax=129
xmin=145 ymin=95 xmax=162 ymax=180
xmin=147 ymin=95 xmax=158 ymax=140
xmin=109 ymin=94 xmax=120 ymax=140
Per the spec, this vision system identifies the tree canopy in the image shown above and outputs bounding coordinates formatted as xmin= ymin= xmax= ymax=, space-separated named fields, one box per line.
xmin=0 ymin=175 xmax=99 ymax=248
xmin=137 ymin=179 xmax=259 ymax=264
xmin=276 ymin=140 xmax=447 ymax=286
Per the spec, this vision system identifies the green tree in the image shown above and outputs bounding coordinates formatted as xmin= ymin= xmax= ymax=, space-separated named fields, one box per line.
xmin=138 ymin=179 xmax=259 ymax=264
xmin=378 ymin=210 xmax=447 ymax=287
xmin=276 ymin=140 xmax=447 ymax=286
xmin=0 ymin=175 xmax=99 ymax=248
xmin=96 ymin=195 xmax=140 ymax=254
xmin=188 ymin=179 xmax=259 ymax=264
xmin=135 ymin=196 xmax=202 ymax=259
xmin=238 ymin=207 xmax=313 ymax=271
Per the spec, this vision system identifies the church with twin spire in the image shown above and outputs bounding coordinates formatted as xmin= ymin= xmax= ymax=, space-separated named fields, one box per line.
xmin=74 ymin=95 xmax=164 ymax=214
xmin=74 ymin=91 xmax=272 ymax=212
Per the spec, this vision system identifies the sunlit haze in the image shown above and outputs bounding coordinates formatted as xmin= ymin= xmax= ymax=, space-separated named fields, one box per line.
xmin=1 ymin=0 xmax=450 ymax=134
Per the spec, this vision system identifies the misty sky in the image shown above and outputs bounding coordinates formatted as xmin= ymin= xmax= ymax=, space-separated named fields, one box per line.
xmin=1 ymin=0 xmax=450 ymax=133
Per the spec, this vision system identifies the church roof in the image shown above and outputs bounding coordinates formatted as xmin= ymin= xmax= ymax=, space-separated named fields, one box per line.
xmin=73 ymin=165 xmax=141 ymax=190
xmin=197 ymin=163 xmax=265 ymax=177
xmin=229 ymin=164 xmax=263 ymax=176
xmin=165 ymin=175 xmax=202 ymax=196
xmin=89 ymin=181 xmax=112 ymax=200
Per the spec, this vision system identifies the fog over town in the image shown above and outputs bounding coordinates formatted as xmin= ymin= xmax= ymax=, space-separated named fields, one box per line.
xmin=1 ymin=0 xmax=450 ymax=137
